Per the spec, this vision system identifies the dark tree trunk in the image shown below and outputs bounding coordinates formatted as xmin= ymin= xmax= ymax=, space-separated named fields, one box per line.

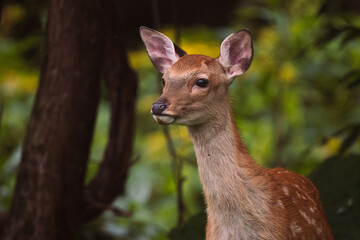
xmin=3 ymin=0 xmax=103 ymax=239
xmin=1 ymin=0 xmax=136 ymax=239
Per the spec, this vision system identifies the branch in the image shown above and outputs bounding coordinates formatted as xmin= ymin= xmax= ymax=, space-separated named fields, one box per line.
xmin=0 ymin=100 xmax=3 ymax=137
xmin=86 ymin=201 xmax=132 ymax=218
xmin=151 ymin=0 xmax=186 ymax=226
xmin=161 ymin=123 xmax=185 ymax=226
xmin=82 ymin=0 xmax=137 ymax=221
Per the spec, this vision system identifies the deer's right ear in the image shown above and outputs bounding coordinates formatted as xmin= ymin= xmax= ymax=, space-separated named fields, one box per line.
xmin=140 ymin=26 xmax=187 ymax=73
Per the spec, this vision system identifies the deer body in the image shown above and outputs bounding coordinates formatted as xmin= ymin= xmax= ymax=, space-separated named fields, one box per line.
xmin=140 ymin=26 xmax=334 ymax=240
xmin=188 ymin=104 xmax=331 ymax=239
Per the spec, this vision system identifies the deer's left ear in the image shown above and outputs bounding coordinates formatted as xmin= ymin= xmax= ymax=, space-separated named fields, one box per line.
xmin=140 ymin=26 xmax=187 ymax=73
xmin=218 ymin=29 xmax=253 ymax=79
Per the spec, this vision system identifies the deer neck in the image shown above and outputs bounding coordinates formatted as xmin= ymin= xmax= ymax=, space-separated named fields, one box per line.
xmin=187 ymin=99 xmax=272 ymax=238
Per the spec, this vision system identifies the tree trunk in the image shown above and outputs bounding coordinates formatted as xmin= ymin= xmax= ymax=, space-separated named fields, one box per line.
xmin=2 ymin=0 xmax=136 ymax=239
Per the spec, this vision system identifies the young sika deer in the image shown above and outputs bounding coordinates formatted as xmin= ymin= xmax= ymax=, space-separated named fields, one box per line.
xmin=140 ymin=26 xmax=334 ymax=240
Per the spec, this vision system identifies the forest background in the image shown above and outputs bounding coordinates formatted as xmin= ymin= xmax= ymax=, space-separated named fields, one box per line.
xmin=0 ymin=0 xmax=359 ymax=239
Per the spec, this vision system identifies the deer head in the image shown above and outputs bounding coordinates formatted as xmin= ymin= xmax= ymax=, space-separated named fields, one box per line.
xmin=139 ymin=26 xmax=253 ymax=126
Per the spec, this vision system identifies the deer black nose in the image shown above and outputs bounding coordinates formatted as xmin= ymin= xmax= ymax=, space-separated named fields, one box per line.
xmin=152 ymin=101 xmax=169 ymax=115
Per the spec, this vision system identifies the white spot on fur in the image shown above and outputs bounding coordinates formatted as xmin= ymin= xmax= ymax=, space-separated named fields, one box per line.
xmin=299 ymin=210 xmax=316 ymax=226
xmin=309 ymin=207 xmax=315 ymax=213
xmin=304 ymin=192 xmax=310 ymax=199
xmin=277 ymin=200 xmax=285 ymax=209
xmin=283 ymin=186 xmax=289 ymax=196
xmin=291 ymin=222 xmax=302 ymax=237
xmin=302 ymin=195 xmax=307 ymax=200
xmin=316 ymin=226 xmax=323 ymax=235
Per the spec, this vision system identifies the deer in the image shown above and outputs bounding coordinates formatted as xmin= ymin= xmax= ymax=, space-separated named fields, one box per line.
xmin=139 ymin=26 xmax=334 ymax=240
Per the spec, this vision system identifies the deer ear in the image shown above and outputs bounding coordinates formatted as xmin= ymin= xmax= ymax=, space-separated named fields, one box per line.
xmin=218 ymin=29 xmax=253 ymax=79
xmin=140 ymin=26 xmax=187 ymax=73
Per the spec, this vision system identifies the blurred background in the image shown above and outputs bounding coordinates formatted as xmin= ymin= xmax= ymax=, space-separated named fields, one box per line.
xmin=0 ymin=0 xmax=360 ymax=239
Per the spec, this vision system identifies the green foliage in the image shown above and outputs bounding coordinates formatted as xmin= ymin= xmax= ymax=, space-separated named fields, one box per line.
xmin=229 ymin=0 xmax=360 ymax=176
xmin=1 ymin=0 xmax=360 ymax=239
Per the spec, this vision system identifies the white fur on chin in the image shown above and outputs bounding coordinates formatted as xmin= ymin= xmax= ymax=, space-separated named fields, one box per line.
xmin=153 ymin=115 xmax=175 ymax=125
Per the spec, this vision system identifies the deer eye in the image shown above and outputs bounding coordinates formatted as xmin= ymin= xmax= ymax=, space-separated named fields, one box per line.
xmin=196 ymin=79 xmax=209 ymax=88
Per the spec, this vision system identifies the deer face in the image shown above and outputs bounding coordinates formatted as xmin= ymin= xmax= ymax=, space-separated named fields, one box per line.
xmin=152 ymin=55 xmax=230 ymax=125
xmin=140 ymin=26 xmax=253 ymax=126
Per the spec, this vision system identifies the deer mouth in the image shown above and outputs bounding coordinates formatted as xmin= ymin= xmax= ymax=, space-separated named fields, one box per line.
xmin=152 ymin=114 xmax=175 ymax=125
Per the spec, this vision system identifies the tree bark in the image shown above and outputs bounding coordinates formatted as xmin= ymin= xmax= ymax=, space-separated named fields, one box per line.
xmin=1 ymin=0 xmax=136 ymax=239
